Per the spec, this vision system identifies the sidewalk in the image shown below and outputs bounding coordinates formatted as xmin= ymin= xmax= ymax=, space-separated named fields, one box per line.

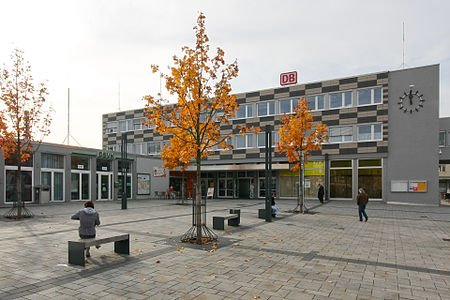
xmin=0 ymin=199 xmax=449 ymax=299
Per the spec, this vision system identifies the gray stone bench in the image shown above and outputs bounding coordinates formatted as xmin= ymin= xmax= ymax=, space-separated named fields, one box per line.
xmin=213 ymin=209 xmax=240 ymax=230
xmin=68 ymin=234 xmax=130 ymax=266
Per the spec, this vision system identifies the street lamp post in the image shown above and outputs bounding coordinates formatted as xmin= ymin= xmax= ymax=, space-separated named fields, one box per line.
xmin=121 ymin=132 xmax=128 ymax=210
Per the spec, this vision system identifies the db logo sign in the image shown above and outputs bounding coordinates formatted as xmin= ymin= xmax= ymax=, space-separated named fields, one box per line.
xmin=280 ymin=71 xmax=298 ymax=86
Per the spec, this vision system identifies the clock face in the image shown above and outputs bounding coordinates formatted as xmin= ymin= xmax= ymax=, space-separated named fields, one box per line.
xmin=398 ymin=88 xmax=425 ymax=114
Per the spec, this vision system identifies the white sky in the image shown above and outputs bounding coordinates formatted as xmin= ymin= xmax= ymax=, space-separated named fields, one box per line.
xmin=1 ymin=0 xmax=449 ymax=149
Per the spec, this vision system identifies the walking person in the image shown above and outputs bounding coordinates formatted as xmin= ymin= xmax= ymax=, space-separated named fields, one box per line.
xmin=357 ymin=188 xmax=369 ymax=222
xmin=71 ymin=201 xmax=101 ymax=257
xmin=249 ymin=182 xmax=255 ymax=199
xmin=317 ymin=183 xmax=324 ymax=203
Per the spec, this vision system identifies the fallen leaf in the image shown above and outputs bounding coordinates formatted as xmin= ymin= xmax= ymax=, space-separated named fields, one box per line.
xmin=244 ymin=259 xmax=250 ymax=262
xmin=142 ymin=278 xmax=147 ymax=281
xmin=85 ymin=259 xmax=89 ymax=263
xmin=176 ymin=248 xmax=180 ymax=251
xmin=156 ymin=260 xmax=160 ymax=263
xmin=253 ymin=295 xmax=260 ymax=299
xmin=135 ymin=248 xmax=140 ymax=252
xmin=210 ymin=271 xmax=215 ymax=274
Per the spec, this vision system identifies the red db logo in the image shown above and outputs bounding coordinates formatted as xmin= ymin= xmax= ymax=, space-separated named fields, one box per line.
xmin=280 ymin=71 xmax=298 ymax=86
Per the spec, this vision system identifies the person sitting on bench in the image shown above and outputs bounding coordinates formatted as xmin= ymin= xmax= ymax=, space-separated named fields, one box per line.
xmin=271 ymin=193 xmax=279 ymax=218
xmin=71 ymin=201 xmax=101 ymax=258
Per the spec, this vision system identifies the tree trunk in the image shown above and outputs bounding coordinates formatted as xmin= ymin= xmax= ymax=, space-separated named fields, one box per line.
xmin=298 ymin=152 xmax=304 ymax=214
xmin=195 ymin=156 xmax=202 ymax=244
xmin=17 ymin=165 xmax=22 ymax=218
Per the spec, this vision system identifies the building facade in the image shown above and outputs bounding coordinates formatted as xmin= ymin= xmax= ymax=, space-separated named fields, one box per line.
xmin=0 ymin=142 xmax=168 ymax=207
xmin=439 ymin=117 xmax=450 ymax=201
xmin=102 ymin=64 xmax=440 ymax=205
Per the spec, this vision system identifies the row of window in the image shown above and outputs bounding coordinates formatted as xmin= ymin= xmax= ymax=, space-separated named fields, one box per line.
xmin=329 ymin=123 xmax=382 ymax=143
xmin=105 ymin=87 xmax=384 ymax=134
xmin=107 ymin=123 xmax=383 ymax=155
xmin=5 ymin=168 xmax=132 ymax=203
xmin=105 ymin=117 xmax=148 ymax=134
xmin=232 ymin=86 xmax=383 ymax=119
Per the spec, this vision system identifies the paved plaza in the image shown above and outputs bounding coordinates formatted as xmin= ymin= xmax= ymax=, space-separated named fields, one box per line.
xmin=0 ymin=199 xmax=450 ymax=300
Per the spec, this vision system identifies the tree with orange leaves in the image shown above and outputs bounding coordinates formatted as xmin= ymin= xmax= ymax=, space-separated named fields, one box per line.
xmin=0 ymin=49 xmax=52 ymax=218
xmin=143 ymin=13 xmax=238 ymax=244
xmin=277 ymin=97 xmax=328 ymax=213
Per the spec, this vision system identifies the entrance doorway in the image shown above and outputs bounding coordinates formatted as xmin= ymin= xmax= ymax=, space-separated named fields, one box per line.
xmin=238 ymin=178 xmax=250 ymax=199
xmin=96 ymin=172 xmax=112 ymax=200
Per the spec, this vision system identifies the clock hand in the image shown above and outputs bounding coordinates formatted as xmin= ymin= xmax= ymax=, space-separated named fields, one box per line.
xmin=409 ymin=90 xmax=413 ymax=105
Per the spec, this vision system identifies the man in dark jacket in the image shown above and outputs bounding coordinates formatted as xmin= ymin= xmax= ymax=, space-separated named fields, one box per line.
xmin=71 ymin=201 xmax=100 ymax=257
xmin=317 ymin=183 xmax=324 ymax=203
xmin=356 ymin=188 xmax=369 ymax=222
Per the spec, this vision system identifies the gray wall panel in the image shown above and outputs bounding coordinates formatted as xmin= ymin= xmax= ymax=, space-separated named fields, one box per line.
xmin=386 ymin=65 xmax=439 ymax=205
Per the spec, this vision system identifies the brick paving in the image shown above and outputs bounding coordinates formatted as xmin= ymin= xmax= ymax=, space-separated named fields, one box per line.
xmin=0 ymin=199 xmax=449 ymax=299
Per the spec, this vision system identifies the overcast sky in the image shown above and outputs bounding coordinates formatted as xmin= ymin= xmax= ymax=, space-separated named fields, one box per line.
xmin=1 ymin=0 xmax=449 ymax=149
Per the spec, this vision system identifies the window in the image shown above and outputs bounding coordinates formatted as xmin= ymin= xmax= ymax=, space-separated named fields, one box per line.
xmin=147 ymin=141 xmax=162 ymax=155
xmin=306 ymin=95 xmax=325 ymax=111
xmin=71 ymin=156 xmax=90 ymax=170
xmin=133 ymin=118 xmax=146 ymax=130
xmin=6 ymin=169 xmax=33 ymax=203
xmin=41 ymin=153 xmax=64 ymax=169
xmin=279 ymin=98 xmax=299 ymax=114
xmin=358 ymin=159 xmax=382 ymax=199
xmin=257 ymin=131 xmax=278 ymax=148
xmin=440 ymin=131 xmax=446 ymax=146
xmin=119 ymin=119 xmax=132 ymax=132
xmin=235 ymin=133 xmax=254 ymax=149
xmin=97 ymin=159 xmax=112 ymax=172
xmin=132 ymin=143 xmax=146 ymax=155
xmin=215 ymin=137 xmax=232 ymax=151
xmin=357 ymin=87 xmax=382 ymax=106
xmin=329 ymin=91 xmax=352 ymax=109
xmin=257 ymin=101 xmax=275 ymax=117
xmin=358 ymin=124 xmax=382 ymax=141
xmin=328 ymin=126 xmax=353 ymax=143
xmin=235 ymin=104 xmax=253 ymax=119
xmin=330 ymin=160 xmax=352 ymax=198
xmin=105 ymin=121 xmax=118 ymax=134
xmin=105 ymin=144 xmax=120 ymax=152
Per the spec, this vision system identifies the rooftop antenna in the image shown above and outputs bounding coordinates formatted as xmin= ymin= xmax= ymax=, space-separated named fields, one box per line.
xmin=402 ymin=22 xmax=405 ymax=69
xmin=62 ymin=88 xmax=82 ymax=146
xmin=160 ymin=74 xmax=163 ymax=101
xmin=118 ymin=81 xmax=121 ymax=111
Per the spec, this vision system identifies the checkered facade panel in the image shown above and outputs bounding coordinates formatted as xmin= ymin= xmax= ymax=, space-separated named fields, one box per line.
xmin=102 ymin=72 xmax=389 ymax=160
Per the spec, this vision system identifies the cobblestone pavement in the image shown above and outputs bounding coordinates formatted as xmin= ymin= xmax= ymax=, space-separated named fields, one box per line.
xmin=0 ymin=199 xmax=449 ymax=300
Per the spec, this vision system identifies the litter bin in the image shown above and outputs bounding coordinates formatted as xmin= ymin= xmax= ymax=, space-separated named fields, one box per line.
xmin=41 ymin=185 xmax=50 ymax=203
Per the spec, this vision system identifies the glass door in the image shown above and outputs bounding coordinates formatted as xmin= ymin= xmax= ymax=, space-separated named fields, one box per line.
xmin=96 ymin=172 xmax=112 ymax=200
xmin=218 ymin=178 xmax=234 ymax=198
xmin=71 ymin=172 xmax=90 ymax=201
xmin=41 ymin=170 xmax=64 ymax=202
